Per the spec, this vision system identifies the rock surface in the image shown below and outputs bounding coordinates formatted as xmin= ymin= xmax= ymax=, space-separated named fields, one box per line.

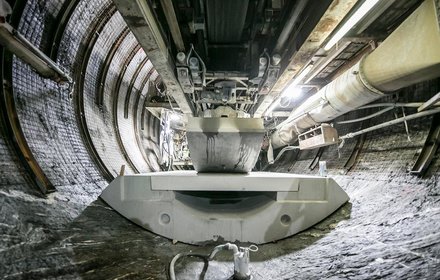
xmin=2 ymin=172 xmax=439 ymax=279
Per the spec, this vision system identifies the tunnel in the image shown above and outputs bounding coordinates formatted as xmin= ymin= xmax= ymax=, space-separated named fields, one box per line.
xmin=1 ymin=0 xmax=440 ymax=279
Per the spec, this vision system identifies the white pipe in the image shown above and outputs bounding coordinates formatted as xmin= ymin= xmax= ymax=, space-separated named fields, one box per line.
xmin=271 ymin=0 xmax=440 ymax=148
xmin=340 ymin=107 xmax=440 ymax=139
xmin=14 ymin=31 xmax=72 ymax=83
xmin=0 ymin=23 xmax=72 ymax=83
xmin=358 ymin=102 xmax=427 ymax=109
xmin=337 ymin=107 xmax=394 ymax=124
xmin=274 ymin=0 xmax=309 ymax=53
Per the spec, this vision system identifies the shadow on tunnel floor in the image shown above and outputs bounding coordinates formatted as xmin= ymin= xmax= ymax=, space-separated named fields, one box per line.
xmin=56 ymin=197 xmax=352 ymax=280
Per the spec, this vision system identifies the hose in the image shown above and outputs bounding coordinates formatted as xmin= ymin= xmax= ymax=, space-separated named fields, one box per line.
xmin=169 ymin=253 xmax=209 ymax=280
xmin=336 ymin=106 xmax=395 ymax=124
xmin=169 ymin=243 xmax=257 ymax=280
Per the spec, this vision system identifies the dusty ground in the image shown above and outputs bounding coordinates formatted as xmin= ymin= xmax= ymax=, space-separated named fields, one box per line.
xmin=2 ymin=172 xmax=439 ymax=280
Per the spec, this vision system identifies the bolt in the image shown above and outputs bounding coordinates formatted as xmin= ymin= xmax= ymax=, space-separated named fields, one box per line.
xmin=272 ymin=54 xmax=281 ymax=66
xmin=189 ymin=57 xmax=199 ymax=67
xmin=176 ymin=52 xmax=186 ymax=64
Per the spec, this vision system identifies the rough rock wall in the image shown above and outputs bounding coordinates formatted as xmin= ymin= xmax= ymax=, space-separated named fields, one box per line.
xmin=0 ymin=0 xmax=161 ymax=277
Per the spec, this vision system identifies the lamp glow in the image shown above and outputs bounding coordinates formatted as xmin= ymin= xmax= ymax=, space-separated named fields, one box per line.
xmin=281 ymin=64 xmax=313 ymax=97
xmin=265 ymin=64 xmax=313 ymax=116
xmin=169 ymin=113 xmax=181 ymax=121
xmin=264 ymin=64 xmax=313 ymax=116
xmin=324 ymin=0 xmax=380 ymax=51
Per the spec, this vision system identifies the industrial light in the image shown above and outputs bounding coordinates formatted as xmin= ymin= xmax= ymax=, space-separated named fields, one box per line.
xmin=265 ymin=64 xmax=313 ymax=116
xmin=290 ymin=87 xmax=303 ymax=100
xmin=323 ymin=0 xmax=380 ymax=51
xmin=281 ymin=64 xmax=313 ymax=97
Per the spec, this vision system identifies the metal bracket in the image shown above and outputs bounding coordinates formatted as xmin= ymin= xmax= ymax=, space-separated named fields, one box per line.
xmin=309 ymin=147 xmax=325 ymax=170
xmin=344 ymin=134 xmax=366 ymax=172
xmin=298 ymin=124 xmax=338 ymax=150
xmin=410 ymin=113 xmax=440 ymax=176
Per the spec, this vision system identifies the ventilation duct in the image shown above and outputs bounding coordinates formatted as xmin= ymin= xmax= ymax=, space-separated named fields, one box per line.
xmin=271 ymin=0 xmax=440 ymax=148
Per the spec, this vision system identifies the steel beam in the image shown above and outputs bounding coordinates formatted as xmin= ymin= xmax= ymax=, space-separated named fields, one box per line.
xmin=344 ymin=133 xmax=365 ymax=172
xmin=0 ymin=74 xmax=55 ymax=194
xmin=418 ymin=92 xmax=440 ymax=112
xmin=411 ymin=114 xmax=440 ymax=175
xmin=112 ymin=0 xmax=194 ymax=115
xmin=112 ymin=44 xmax=142 ymax=173
xmin=75 ymin=5 xmax=117 ymax=181
xmin=95 ymin=27 xmax=130 ymax=106
xmin=0 ymin=24 xmax=71 ymax=83
xmin=253 ymin=0 xmax=359 ymax=117
xmin=271 ymin=0 xmax=440 ymax=148
xmin=124 ymin=56 xmax=149 ymax=118
xmin=134 ymin=72 xmax=158 ymax=167
xmin=159 ymin=0 xmax=185 ymax=51
xmin=48 ymin=0 xmax=81 ymax=60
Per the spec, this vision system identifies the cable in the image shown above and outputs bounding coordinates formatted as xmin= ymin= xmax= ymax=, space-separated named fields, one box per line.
xmin=273 ymin=145 xmax=300 ymax=163
xmin=339 ymin=107 xmax=440 ymax=140
xmin=336 ymin=106 xmax=394 ymax=124
xmin=169 ymin=243 xmax=258 ymax=280
xmin=169 ymin=253 xmax=209 ymax=280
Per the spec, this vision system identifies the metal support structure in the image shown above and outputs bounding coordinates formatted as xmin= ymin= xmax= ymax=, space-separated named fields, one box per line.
xmin=74 ymin=5 xmax=117 ymax=181
xmin=304 ymin=40 xmax=352 ymax=84
xmin=0 ymin=71 xmax=56 ymax=194
xmin=253 ymin=0 xmax=360 ymax=117
xmin=411 ymin=114 xmax=440 ymax=175
xmin=0 ymin=22 xmax=72 ymax=83
xmin=48 ymin=0 xmax=80 ymax=59
xmin=113 ymin=0 xmax=194 ymax=115
xmin=343 ymin=133 xmax=366 ymax=172
xmin=134 ymin=74 xmax=159 ymax=167
xmin=141 ymin=96 xmax=150 ymax=131
xmin=273 ymin=0 xmax=309 ymax=54
xmin=271 ymin=0 xmax=440 ymax=148
xmin=0 ymin=0 xmax=63 ymax=194
xmin=124 ymin=56 xmax=150 ymax=118
xmin=112 ymin=44 xmax=142 ymax=173
xmin=159 ymin=0 xmax=185 ymax=51
xmin=95 ymin=27 xmax=130 ymax=106
xmin=101 ymin=171 xmax=349 ymax=244
xmin=309 ymin=147 xmax=325 ymax=170
xmin=418 ymin=91 xmax=440 ymax=112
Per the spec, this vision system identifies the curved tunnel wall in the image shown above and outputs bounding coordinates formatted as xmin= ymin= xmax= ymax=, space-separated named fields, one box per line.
xmin=1 ymin=0 xmax=440 ymax=278
xmin=8 ymin=0 xmax=163 ymax=186
xmin=1 ymin=0 xmax=163 ymax=276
